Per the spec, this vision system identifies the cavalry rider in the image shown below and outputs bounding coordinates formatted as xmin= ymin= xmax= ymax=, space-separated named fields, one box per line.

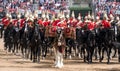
xmin=67 ymin=11 xmax=78 ymax=28
xmin=42 ymin=13 xmax=51 ymax=27
xmin=2 ymin=13 xmax=12 ymax=29
xmin=57 ymin=15 xmax=67 ymax=29
xmin=76 ymin=13 xmax=83 ymax=28
xmin=19 ymin=12 xmax=26 ymax=29
xmin=12 ymin=13 xmax=19 ymax=27
xmin=101 ymin=12 xmax=111 ymax=29
xmin=95 ymin=15 xmax=101 ymax=28
xmin=87 ymin=15 xmax=96 ymax=31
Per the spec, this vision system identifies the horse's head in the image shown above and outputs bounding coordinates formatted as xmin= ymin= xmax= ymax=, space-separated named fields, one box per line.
xmin=24 ymin=22 xmax=28 ymax=33
xmin=56 ymin=28 xmax=65 ymax=46
xmin=34 ymin=25 xmax=40 ymax=39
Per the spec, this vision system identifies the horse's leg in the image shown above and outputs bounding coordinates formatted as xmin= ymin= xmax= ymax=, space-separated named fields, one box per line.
xmin=83 ymin=45 xmax=86 ymax=62
xmin=94 ymin=46 xmax=98 ymax=60
xmin=86 ymin=46 xmax=90 ymax=64
xmin=98 ymin=46 xmax=102 ymax=62
xmin=1 ymin=29 xmax=3 ymax=38
xmin=101 ymin=45 xmax=105 ymax=62
xmin=21 ymin=44 xmax=23 ymax=55
xmin=16 ymin=43 xmax=19 ymax=53
xmin=44 ymin=45 xmax=48 ymax=58
xmin=12 ymin=43 xmax=15 ymax=53
xmin=56 ymin=51 xmax=61 ymax=68
xmin=42 ymin=45 xmax=45 ymax=59
xmin=30 ymin=47 xmax=33 ymax=61
xmin=55 ymin=50 xmax=59 ymax=67
xmin=72 ymin=40 xmax=76 ymax=57
xmin=112 ymin=47 xmax=117 ymax=58
xmin=107 ymin=46 xmax=112 ymax=64
xmin=59 ymin=52 xmax=63 ymax=68
xmin=33 ymin=49 xmax=36 ymax=62
xmin=37 ymin=46 xmax=41 ymax=63
xmin=90 ymin=46 xmax=95 ymax=63
xmin=65 ymin=46 xmax=67 ymax=59
xmin=0 ymin=29 xmax=2 ymax=38
xmin=118 ymin=48 xmax=120 ymax=62
xmin=81 ymin=46 xmax=84 ymax=58
xmin=68 ymin=46 xmax=72 ymax=59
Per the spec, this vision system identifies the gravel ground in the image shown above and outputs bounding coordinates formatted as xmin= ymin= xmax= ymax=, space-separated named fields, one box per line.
xmin=0 ymin=38 xmax=120 ymax=71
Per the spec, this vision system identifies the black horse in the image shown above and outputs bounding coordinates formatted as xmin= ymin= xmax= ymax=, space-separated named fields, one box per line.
xmin=20 ymin=22 xmax=30 ymax=58
xmin=96 ymin=28 xmax=114 ymax=64
xmin=30 ymin=24 xmax=41 ymax=63
xmin=12 ymin=23 xmax=20 ymax=54
xmin=4 ymin=23 xmax=14 ymax=52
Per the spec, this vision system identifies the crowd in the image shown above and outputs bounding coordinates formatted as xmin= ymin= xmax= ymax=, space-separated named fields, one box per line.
xmin=0 ymin=0 xmax=69 ymax=17
xmin=94 ymin=0 xmax=120 ymax=16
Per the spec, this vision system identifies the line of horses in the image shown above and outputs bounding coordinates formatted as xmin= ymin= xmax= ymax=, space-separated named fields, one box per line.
xmin=1 ymin=20 xmax=120 ymax=65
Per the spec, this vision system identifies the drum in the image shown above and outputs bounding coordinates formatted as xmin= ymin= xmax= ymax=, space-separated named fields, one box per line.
xmin=64 ymin=27 xmax=76 ymax=39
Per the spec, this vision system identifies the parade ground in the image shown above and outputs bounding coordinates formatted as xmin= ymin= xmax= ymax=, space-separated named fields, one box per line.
xmin=0 ymin=38 xmax=120 ymax=71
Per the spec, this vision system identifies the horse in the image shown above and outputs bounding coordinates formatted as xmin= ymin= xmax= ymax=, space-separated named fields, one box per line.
xmin=0 ymin=20 xmax=4 ymax=38
xmin=53 ymin=28 xmax=66 ymax=68
xmin=111 ymin=24 xmax=120 ymax=62
xmin=30 ymin=23 xmax=41 ymax=63
xmin=20 ymin=22 xmax=30 ymax=58
xmin=76 ymin=28 xmax=85 ymax=59
xmin=12 ymin=23 xmax=20 ymax=54
xmin=39 ymin=26 xmax=48 ymax=59
xmin=4 ymin=23 xmax=14 ymax=52
xmin=97 ymin=27 xmax=114 ymax=64
xmin=64 ymin=27 xmax=77 ymax=59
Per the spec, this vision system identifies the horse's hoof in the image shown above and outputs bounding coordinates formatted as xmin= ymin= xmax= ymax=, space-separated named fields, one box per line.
xmin=42 ymin=57 xmax=45 ymax=60
xmin=54 ymin=64 xmax=58 ymax=68
xmin=84 ymin=60 xmax=86 ymax=63
xmin=119 ymin=60 xmax=120 ymax=62
xmin=33 ymin=60 xmax=36 ymax=63
xmin=69 ymin=55 xmax=72 ymax=59
xmin=107 ymin=62 xmax=110 ymax=64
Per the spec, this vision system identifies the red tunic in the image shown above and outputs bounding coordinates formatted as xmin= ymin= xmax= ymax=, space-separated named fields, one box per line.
xmin=69 ymin=18 xmax=78 ymax=27
xmin=77 ymin=21 xmax=84 ymax=28
xmin=88 ymin=22 xmax=96 ymax=30
xmin=12 ymin=19 xmax=18 ymax=26
xmin=3 ymin=18 xmax=10 ymax=27
xmin=52 ymin=19 xmax=60 ymax=27
xmin=57 ymin=20 xmax=67 ymax=28
xmin=2 ymin=17 xmax=7 ymax=24
xmin=38 ymin=19 xmax=43 ymax=26
xmin=20 ymin=19 xmax=25 ymax=28
xmin=43 ymin=21 xmax=50 ymax=27
xmin=101 ymin=20 xmax=111 ymax=28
